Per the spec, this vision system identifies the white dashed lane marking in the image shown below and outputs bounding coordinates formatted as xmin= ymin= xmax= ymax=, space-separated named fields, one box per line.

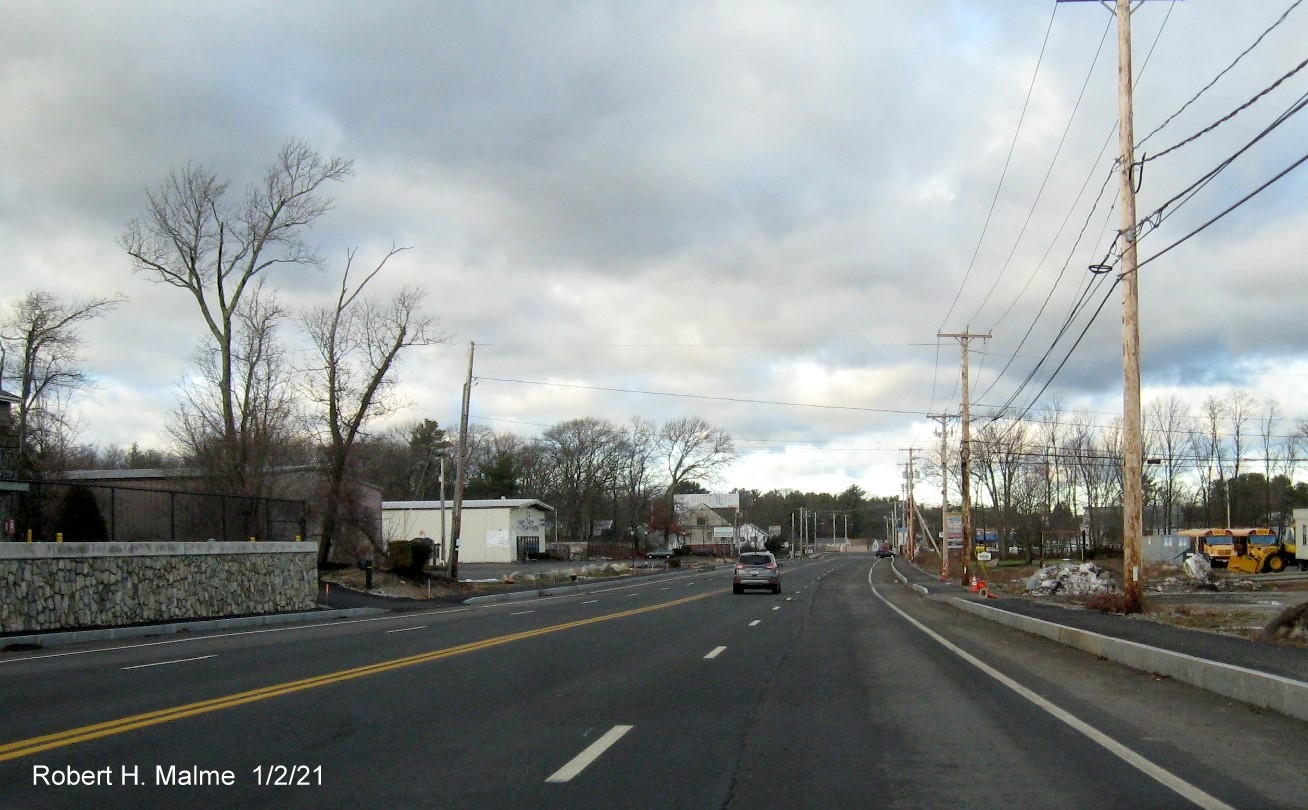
xmin=704 ymin=646 xmax=727 ymax=659
xmin=546 ymin=725 xmax=633 ymax=784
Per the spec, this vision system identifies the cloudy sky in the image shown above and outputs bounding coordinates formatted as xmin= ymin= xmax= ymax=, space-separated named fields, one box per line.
xmin=3 ymin=0 xmax=1306 ymax=497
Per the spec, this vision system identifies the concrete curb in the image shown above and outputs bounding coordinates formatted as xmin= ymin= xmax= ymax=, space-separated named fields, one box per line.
xmin=463 ymin=567 xmax=721 ymax=605
xmin=0 ymin=606 xmax=384 ymax=651
xmin=887 ymin=558 xmax=930 ymax=596
xmin=949 ymin=597 xmax=1308 ymax=724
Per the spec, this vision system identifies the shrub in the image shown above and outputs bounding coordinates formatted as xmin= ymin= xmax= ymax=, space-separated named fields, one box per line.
xmin=57 ymin=485 xmax=109 ymax=542
xmin=387 ymin=539 xmax=433 ymax=576
xmin=1083 ymin=591 xmax=1132 ymax=614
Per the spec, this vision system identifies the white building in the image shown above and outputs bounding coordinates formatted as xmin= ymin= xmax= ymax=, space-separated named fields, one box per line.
xmin=381 ymin=499 xmax=554 ymax=563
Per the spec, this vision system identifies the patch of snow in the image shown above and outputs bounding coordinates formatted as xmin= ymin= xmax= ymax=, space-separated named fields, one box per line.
xmin=1024 ymin=562 xmax=1119 ymax=596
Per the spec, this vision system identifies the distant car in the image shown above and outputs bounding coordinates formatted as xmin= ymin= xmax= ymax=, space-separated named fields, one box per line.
xmin=733 ymin=551 xmax=781 ymax=594
xmin=876 ymin=546 xmax=894 ymax=558
xmin=646 ymin=549 xmax=675 ymax=559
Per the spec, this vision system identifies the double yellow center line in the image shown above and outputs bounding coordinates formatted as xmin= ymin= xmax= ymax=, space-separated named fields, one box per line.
xmin=1 ymin=591 xmax=712 ymax=762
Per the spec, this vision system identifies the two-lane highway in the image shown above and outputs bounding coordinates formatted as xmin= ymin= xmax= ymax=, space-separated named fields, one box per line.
xmin=2 ymin=555 xmax=1305 ymax=808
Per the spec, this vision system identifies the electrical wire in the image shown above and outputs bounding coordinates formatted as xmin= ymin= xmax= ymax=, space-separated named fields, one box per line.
xmin=475 ymin=376 xmax=925 ymax=416
xmin=1136 ymin=0 xmax=1305 ymax=150
xmin=937 ymin=0 xmax=1060 ymax=332
xmin=968 ymin=11 xmax=1114 ymax=326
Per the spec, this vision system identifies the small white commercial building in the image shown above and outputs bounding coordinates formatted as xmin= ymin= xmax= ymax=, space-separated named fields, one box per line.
xmin=381 ymin=499 xmax=555 ymax=564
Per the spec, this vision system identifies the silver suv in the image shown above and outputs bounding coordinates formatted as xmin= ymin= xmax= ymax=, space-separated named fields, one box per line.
xmin=733 ymin=551 xmax=781 ymax=594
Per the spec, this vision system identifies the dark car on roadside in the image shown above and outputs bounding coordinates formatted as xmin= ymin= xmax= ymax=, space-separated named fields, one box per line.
xmin=733 ymin=551 xmax=781 ymax=594
xmin=876 ymin=545 xmax=894 ymax=558
xmin=646 ymin=548 xmax=675 ymax=559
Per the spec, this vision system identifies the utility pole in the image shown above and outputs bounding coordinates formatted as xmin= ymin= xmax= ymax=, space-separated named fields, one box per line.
xmin=928 ymin=413 xmax=954 ymax=579
xmin=1058 ymin=0 xmax=1148 ymax=614
xmin=906 ymin=449 xmax=917 ymax=559
xmin=1113 ymin=0 xmax=1145 ymax=613
xmin=939 ymin=330 xmax=990 ymax=587
xmin=439 ymin=456 xmax=447 ymax=561
xmin=449 ymin=341 xmax=475 ymax=581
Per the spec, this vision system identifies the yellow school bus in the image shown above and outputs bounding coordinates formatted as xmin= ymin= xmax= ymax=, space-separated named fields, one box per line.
xmin=1178 ymin=528 xmax=1235 ymax=567
xmin=1178 ymin=527 xmax=1277 ymax=568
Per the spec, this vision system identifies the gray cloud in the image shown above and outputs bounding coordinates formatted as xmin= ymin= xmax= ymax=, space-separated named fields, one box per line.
xmin=3 ymin=1 xmax=1307 ymax=494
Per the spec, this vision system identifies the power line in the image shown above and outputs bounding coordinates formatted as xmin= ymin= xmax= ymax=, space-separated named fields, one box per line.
xmin=968 ymin=12 xmax=1115 ymax=326
xmin=1136 ymin=0 xmax=1305 ymax=150
xmin=475 ymin=376 xmax=924 ymax=416
xmin=937 ymin=0 xmax=1061 ymax=331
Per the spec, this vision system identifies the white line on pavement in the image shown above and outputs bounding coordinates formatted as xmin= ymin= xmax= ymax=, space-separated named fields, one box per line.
xmin=121 ymin=654 xmax=216 ymax=671
xmin=749 ymin=620 xmax=761 ymax=627
xmin=546 ymin=725 xmax=633 ymax=784
xmin=704 ymin=646 xmax=727 ymax=659
xmin=582 ymin=600 xmax=599 ymax=605
xmin=867 ymin=567 xmax=1234 ymax=810
xmin=772 ymin=606 xmax=780 ymax=611
xmin=384 ymin=625 xmax=428 ymax=634
xmin=509 ymin=611 xmax=535 ymax=616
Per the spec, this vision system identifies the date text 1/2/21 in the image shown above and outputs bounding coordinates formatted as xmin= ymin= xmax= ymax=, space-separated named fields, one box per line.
xmin=253 ymin=765 xmax=323 ymax=786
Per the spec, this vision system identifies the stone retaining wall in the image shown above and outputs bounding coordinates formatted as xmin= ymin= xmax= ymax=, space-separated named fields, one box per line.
xmin=0 ymin=542 xmax=317 ymax=634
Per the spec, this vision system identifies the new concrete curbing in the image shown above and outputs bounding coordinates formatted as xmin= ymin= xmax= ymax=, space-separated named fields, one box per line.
xmin=948 ymin=597 xmax=1308 ymax=724
xmin=888 ymin=557 xmax=1308 ymax=723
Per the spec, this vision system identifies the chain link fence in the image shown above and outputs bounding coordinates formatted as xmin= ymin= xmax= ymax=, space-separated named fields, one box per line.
xmin=0 ymin=480 xmax=306 ymax=544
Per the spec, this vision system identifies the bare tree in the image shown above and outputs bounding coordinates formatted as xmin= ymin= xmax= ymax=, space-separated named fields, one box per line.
xmin=121 ymin=139 xmax=352 ymax=495
xmin=1225 ymin=389 xmax=1257 ymax=525
xmin=615 ymin=417 xmax=658 ymax=550
xmin=300 ymin=247 xmax=445 ymax=564
xmin=1258 ymin=398 xmax=1281 ymax=528
xmin=1192 ymin=396 xmax=1226 ymax=526
xmin=0 ymin=290 xmax=122 ymax=475
xmin=535 ymin=417 xmax=627 ymax=541
xmin=168 ymin=280 xmax=304 ymax=496
xmin=971 ymin=416 xmax=1027 ymax=555
xmin=1037 ymin=397 xmax=1068 ymax=556
xmin=655 ymin=416 xmax=737 ymax=545
xmin=1144 ymin=395 xmax=1191 ymax=534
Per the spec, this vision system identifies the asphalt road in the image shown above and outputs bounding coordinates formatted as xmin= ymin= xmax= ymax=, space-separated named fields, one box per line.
xmin=1 ymin=554 xmax=1304 ymax=808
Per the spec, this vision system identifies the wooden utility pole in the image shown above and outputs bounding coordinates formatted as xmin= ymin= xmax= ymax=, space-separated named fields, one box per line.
xmin=1115 ymin=0 xmax=1145 ymax=613
xmin=928 ymin=414 xmax=955 ymax=579
xmin=449 ymin=341 xmax=475 ymax=581
xmin=906 ymin=449 xmax=917 ymax=558
xmin=939 ymin=330 xmax=990 ymax=587
xmin=439 ymin=456 xmax=447 ymax=561
xmin=1058 ymin=0 xmax=1151 ymax=614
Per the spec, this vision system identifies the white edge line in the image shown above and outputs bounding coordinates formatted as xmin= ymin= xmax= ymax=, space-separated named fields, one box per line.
xmin=545 ymin=725 xmax=633 ymax=783
xmin=704 ymin=646 xmax=727 ymax=659
xmin=121 ymin=654 xmax=216 ymax=671
xmin=866 ymin=567 xmax=1234 ymax=810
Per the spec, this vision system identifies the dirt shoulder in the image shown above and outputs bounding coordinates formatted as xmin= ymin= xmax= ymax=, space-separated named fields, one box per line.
xmin=914 ymin=551 xmax=1308 ymax=648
